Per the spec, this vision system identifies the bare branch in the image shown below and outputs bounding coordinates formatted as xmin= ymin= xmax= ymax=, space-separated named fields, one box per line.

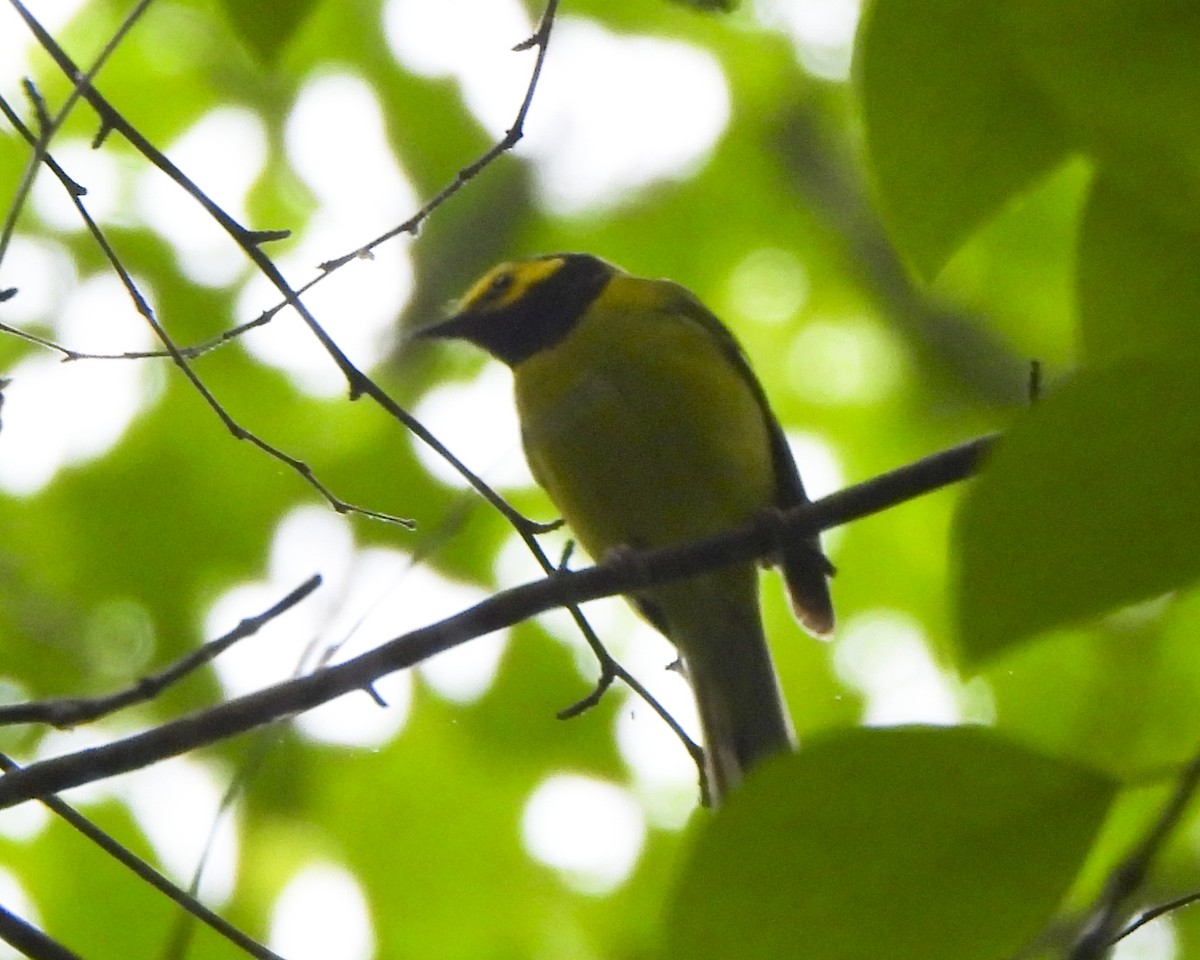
xmin=1070 ymin=743 xmax=1200 ymax=959
xmin=1110 ymin=890 xmax=1200 ymax=945
xmin=3 ymin=0 xmax=565 ymax=532
xmin=0 ymin=576 xmax=321 ymax=728
xmin=0 ymin=0 xmax=154 ymax=268
xmin=0 ymin=751 xmax=283 ymax=960
xmin=0 ymin=90 xmax=415 ymax=527
xmin=0 ymin=433 xmax=994 ymax=809
xmin=315 ymin=0 xmax=561 ymax=272
xmin=0 ymin=903 xmax=83 ymax=960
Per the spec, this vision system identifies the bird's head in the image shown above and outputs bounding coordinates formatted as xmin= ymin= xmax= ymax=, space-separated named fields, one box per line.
xmin=417 ymin=253 xmax=615 ymax=366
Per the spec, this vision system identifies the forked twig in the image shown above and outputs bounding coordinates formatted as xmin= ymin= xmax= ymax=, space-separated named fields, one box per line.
xmin=0 ymin=576 xmax=321 ymax=728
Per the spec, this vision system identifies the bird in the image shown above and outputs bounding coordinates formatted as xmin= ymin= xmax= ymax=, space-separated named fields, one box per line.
xmin=418 ymin=253 xmax=833 ymax=804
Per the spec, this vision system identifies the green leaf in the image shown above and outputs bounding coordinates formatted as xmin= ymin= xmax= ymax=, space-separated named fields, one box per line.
xmin=856 ymin=0 xmax=1069 ymax=278
xmin=999 ymin=0 xmax=1200 ymax=212
xmin=215 ymin=0 xmax=319 ymax=63
xmin=663 ymin=726 xmax=1114 ymax=960
xmin=1078 ymin=175 xmax=1200 ymax=367
xmin=954 ymin=358 xmax=1200 ymax=664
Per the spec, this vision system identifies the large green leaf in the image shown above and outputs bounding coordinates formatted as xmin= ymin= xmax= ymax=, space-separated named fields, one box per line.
xmin=664 ymin=726 xmax=1114 ymax=960
xmin=856 ymin=0 xmax=1069 ymax=278
xmin=954 ymin=358 xmax=1200 ymax=664
xmin=1000 ymin=0 xmax=1200 ymax=217
xmin=1078 ymin=175 xmax=1200 ymax=367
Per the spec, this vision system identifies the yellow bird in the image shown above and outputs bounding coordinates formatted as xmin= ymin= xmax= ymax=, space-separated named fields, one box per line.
xmin=419 ymin=253 xmax=833 ymax=803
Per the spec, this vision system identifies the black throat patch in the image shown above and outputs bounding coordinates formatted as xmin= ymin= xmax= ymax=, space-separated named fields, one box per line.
xmin=435 ymin=253 xmax=614 ymax=367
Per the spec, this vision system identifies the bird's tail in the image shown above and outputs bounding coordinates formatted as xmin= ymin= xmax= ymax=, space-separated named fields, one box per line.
xmin=664 ymin=570 xmax=796 ymax=806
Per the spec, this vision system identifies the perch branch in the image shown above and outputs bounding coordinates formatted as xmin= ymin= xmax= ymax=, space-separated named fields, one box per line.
xmin=0 ymin=434 xmax=994 ymax=809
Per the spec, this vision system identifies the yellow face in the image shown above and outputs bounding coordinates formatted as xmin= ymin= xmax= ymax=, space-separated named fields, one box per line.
xmin=456 ymin=257 xmax=568 ymax=315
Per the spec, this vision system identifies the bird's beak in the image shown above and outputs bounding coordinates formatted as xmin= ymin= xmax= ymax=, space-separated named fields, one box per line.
xmin=413 ymin=310 xmax=477 ymax=342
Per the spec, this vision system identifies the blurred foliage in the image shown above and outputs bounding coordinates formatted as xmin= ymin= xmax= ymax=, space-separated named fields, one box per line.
xmin=667 ymin=727 xmax=1116 ymax=960
xmin=1 ymin=0 xmax=1199 ymax=959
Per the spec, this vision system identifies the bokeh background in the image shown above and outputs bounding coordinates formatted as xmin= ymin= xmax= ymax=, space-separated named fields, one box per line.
xmin=2 ymin=1 xmax=1199 ymax=958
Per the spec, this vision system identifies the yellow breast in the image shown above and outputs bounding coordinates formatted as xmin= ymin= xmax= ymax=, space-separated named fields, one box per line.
xmin=513 ymin=274 xmax=776 ymax=560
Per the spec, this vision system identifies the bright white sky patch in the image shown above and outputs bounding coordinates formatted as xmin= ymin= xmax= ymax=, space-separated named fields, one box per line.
xmin=383 ymin=0 xmax=532 ymax=91
xmin=525 ymin=18 xmax=729 ymax=213
xmin=0 ymin=273 xmax=161 ymax=495
xmin=615 ymin=675 xmax=704 ymax=829
xmin=136 ymin=106 xmax=268 ymax=287
xmin=599 ymin=606 xmax=708 ymax=827
xmin=786 ymin=430 xmax=843 ymax=502
xmin=784 ymin=429 xmax=847 ymax=555
xmin=834 ymin=611 xmax=962 ymax=726
xmin=0 ymin=236 xmax=77 ymax=326
xmin=323 ymin=549 xmax=506 ymax=707
xmin=0 ymin=766 xmax=48 ymax=840
xmin=269 ymin=862 xmax=375 ymax=960
xmin=523 ymin=18 xmax=730 ymax=213
xmin=384 ymin=4 xmax=730 ymax=214
xmin=410 ymin=362 xmax=529 ymax=490
xmin=30 ymin=137 xmax=125 ymax=232
xmin=1112 ymin=915 xmax=1177 ymax=960
xmin=521 ymin=774 xmax=646 ymax=895
xmin=236 ymin=72 xmax=415 ymax=398
xmin=206 ymin=505 xmax=509 ymax=747
xmin=0 ymin=0 xmax=90 ymax=112
xmin=755 ymin=0 xmax=862 ymax=82
xmin=416 ymin=606 xmax=508 ymax=704
xmin=207 ymin=507 xmax=410 ymax=748
xmin=0 ymin=867 xmax=40 ymax=960
xmin=120 ymin=755 xmax=237 ymax=904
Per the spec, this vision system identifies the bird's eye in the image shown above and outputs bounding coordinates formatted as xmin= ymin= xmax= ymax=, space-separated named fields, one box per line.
xmin=484 ymin=271 xmax=515 ymax=302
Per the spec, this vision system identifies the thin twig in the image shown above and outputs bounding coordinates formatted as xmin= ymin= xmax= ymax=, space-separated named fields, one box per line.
xmin=2 ymin=0 xmax=675 ymax=759
xmin=551 ymin=539 xmax=705 ymax=765
xmin=0 ymin=0 xmax=155 ymax=268
xmin=0 ymin=96 xmax=414 ymax=527
xmin=316 ymin=0 xmax=561 ymax=272
xmin=4 ymin=0 xmax=564 ymax=534
xmin=0 ymin=1 xmax=560 ymax=373
xmin=0 ymin=433 xmax=995 ymax=809
xmin=3 ymin=3 xmax=560 ymax=533
xmin=1069 ymin=743 xmax=1200 ymax=959
xmin=6 ymin=0 xmax=730 ymax=783
xmin=0 ymin=576 xmax=321 ymax=728
xmin=1110 ymin=890 xmax=1200 ymax=944
xmin=0 ymin=753 xmax=282 ymax=960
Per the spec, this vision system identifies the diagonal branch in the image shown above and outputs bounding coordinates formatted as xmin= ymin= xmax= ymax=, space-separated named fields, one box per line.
xmin=0 ymin=0 xmax=154 ymax=268
xmin=1069 ymin=742 xmax=1200 ymax=959
xmin=0 ymin=576 xmax=320 ymax=728
xmin=2 ymin=0 xmax=677 ymax=772
xmin=0 ymin=903 xmax=83 ymax=960
xmin=0 ymin=751 xmax=283 ymax=960
xmin=6 ymin=0 xmax=561 ymax=536
xmin=0 ymin=434 xmax=994 ymax=809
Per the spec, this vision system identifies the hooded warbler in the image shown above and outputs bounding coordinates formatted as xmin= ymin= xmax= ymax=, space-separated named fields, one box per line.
xmin=419 ymin=253 xmax=833 ymax=803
